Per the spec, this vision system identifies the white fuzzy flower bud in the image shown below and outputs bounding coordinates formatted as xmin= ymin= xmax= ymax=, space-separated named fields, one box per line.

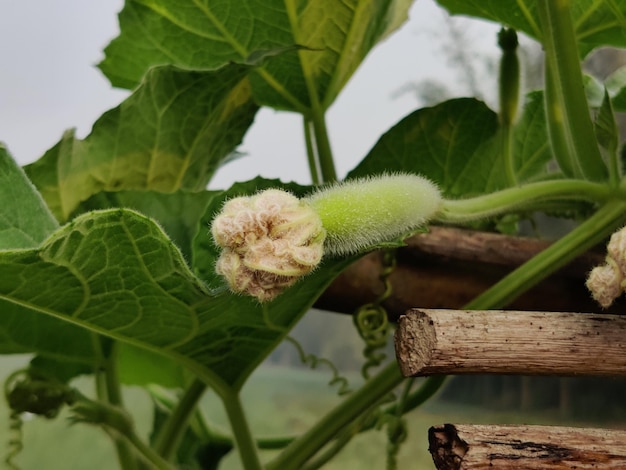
xmin=211 ymin=189 xmax=325 ymax=302
xmin=587 ymin=227 xmax=626 ymax=307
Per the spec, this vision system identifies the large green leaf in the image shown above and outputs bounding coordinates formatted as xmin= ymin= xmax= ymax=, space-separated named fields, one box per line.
xmin=0 ymin=207 xmax=353 ymax=392
xmin=348 ymin=98 xmax=500 ymax=197
xmin=510 ymin=90 xmax=552 ymax=183
xmin=0 ymin=146 xmax=96 ymax=367
xmin=73 ymin=189 xmax=218 ymax=388
xmin=0 ymin=145 xmax=58 ymax=249
xmin=348 ymin=96 xmax=552 ymax=196
xmin=75 ymin=189 xmax=218 ymax=261
xmin=436 ymin=0 xmax=626 ymax=56
xmin=25 ymin=65 xmax=257 ymax=222
xmin=99 ymin=0 xmax=412 ymax=111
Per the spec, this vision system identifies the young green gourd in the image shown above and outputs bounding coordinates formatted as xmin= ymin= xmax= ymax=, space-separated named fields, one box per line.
xmin=211 ymin=173 xmax=442 ymax=301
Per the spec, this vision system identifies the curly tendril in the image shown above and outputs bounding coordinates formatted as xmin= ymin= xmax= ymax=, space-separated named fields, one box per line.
xmin=353 ymin=249 xmax=396 ymax=380
xmin=5 ymin=411 xmax=22 ymax=470
xmin=284 ymin=336 xmax=351 ymax=396
xmin=3 ymin=370 xmax=76 ymax=469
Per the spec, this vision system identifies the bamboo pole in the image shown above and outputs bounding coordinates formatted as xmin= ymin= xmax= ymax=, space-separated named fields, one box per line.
xmin=428 ymin=423 xmax=626 ymax=469
xmin=395 ymin=309 xmax=626 ymax=377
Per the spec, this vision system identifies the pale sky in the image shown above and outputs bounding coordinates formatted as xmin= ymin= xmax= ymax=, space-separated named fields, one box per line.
xmin=0 ymin=0 xmax=502 ymax=188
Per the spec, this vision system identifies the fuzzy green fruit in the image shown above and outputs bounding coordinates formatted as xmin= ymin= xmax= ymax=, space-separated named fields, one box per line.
xmin=305 ymin=173 xmax=441 ymax=256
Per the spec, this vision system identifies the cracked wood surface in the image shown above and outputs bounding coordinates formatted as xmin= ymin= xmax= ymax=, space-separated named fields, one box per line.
xmin=428 ymin=424 xmax=626 ymax=469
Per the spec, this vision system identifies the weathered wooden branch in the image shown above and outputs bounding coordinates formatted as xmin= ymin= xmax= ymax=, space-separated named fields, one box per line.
xmin=428 ymin=424 xmax=626 ymax=469
xmin=315 ymin=227 xmax=616 ymax=320
xmin=395 ymin=309 xmax=626 ymax=377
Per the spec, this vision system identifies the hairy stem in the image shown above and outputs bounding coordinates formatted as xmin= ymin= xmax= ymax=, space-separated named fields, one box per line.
xmin=96 ymin=341 xmax=138 ymax=470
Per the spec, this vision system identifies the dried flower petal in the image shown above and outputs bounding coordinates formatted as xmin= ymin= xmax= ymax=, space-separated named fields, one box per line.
xmin=587 ymin=227 xmax=626 ymax=307
xmin=212 ymin=189 xmax=325 ymax=301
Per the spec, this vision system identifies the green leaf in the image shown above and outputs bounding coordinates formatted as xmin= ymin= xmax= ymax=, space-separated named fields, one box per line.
xmin=605 ymin=65 xmax=626 ymax=111
xmin=25 ymin=65 xmax=257 ymax=222
xmin=583 ymin=66 xmax=626 ymax=112
xmin=0 ymin=148 xmax=93 ymax=372
xmin=595 ymin=89 xmax=619 ymax=153
xmin=0 ymin=149 xmax=96 ymax=379
xmin=348 ymin=95 xmax=553 ymax=196
xmin=0 ymin=145 xmax=58 ymax=249
xmin=75 ymin=189 xmax=218 ymax=261
xmin=348 ymin=99 xmax=501 ymax=197
xmin=0 ymin=301 xmax=97 ymax=361
xmin=0 ymin=208 xmax=353 ymax=392
xmin=99 ymin=0 xmax=412 ymax=111
xmin=29 ymin=355 xmax=95 ymax=383
xmin=436 ymin=0 xmax=626 ymax=56
xmin=510 ymin=91 xmax=552 ymax=182
xmin=595 ymin=88 xmax=621 ymax=184
xmin=117 ymin=343 xmax=188 ymax=388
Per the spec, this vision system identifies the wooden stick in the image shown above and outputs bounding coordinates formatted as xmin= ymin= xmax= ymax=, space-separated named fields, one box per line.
xmin=316 ymin=227 xmax=620 ymax=320
xmin=405 ymin=226 xmax=603 ymax=273
xmin=394 ymin=309 xmax=626 ymax=377
xmin=428 ymin=423 xmax=626 ymax=469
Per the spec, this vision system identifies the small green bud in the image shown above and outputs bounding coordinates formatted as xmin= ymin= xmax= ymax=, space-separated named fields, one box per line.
xmin=305 ymin=173 xmax=441 ymax=256
xmin=498 ymin=27 xmax=520 ymax=126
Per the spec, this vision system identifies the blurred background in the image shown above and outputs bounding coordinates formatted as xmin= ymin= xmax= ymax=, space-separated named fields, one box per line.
xmin=1 ymin=0 xmax=626 ymax=468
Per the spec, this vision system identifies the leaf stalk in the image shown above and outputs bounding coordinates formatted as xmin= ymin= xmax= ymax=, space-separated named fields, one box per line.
xmin=153 ymin=379 xmax=207 ymax=461
xmin=538 ymin=0 xmax=607 ymax=181
xmin=437 ymin=179 xmax=611 ymax=223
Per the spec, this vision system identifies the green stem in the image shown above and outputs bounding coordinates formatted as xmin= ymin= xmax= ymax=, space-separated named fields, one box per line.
xmin=124 ymin=428 xmax=176 ymax=470
xmin=304 ymin=117 xmax=322 ymax=185
xmin=148 ymin=384 xmax=295 ymax=452
xmin=96 ymin=341 xmax=138 ymax=470
xmin=310 ymin=111 xmax=337 ymax=183
xmin=153 ymin=379 xmax=207 ymax=461
xmin=498 ymin=27 xmax=520 ymax=186
xmin=538 ymin=0 xmax=607 ymax=181
xmin=222 ymin=392 xmax=262 ymax=470
xmin=437 ymin=179 xmax=611 ymax=223
xmin=465 ymin=198 xmax=626 ymax=309
xmin=377 ymin=375 xmax=447 ymax=423
xmin=544 ymin=55 xmax=577 ymax=177
xmin=501 ymin=125 xmax=517 ymax=187
xmin=267 ymin=362 xmax=404 ymax=470
xmin=283 ymin=1 xmax=337 ymax=184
